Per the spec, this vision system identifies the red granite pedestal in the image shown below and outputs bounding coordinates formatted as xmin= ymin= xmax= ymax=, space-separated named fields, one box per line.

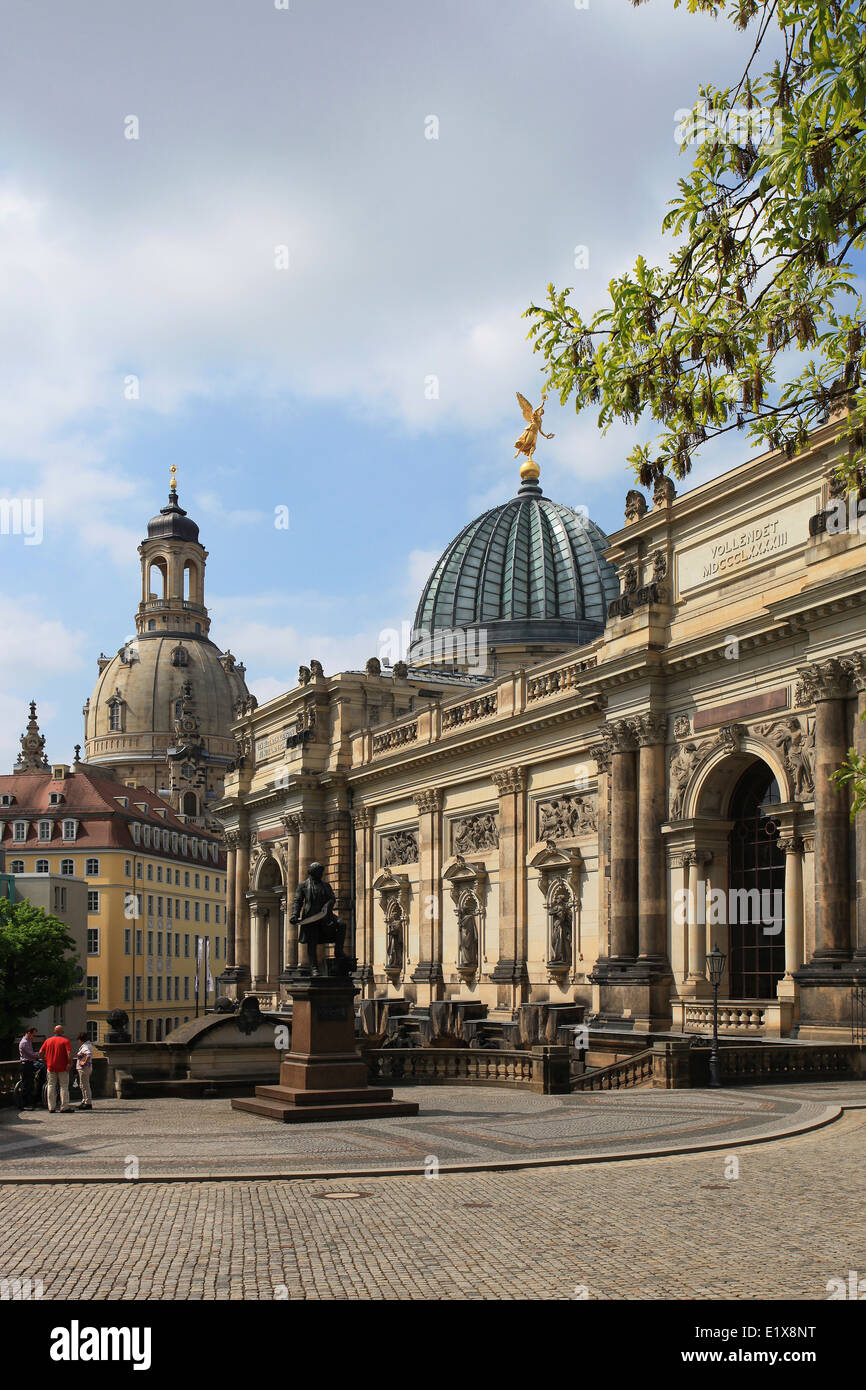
xmin=231 ymin=976 xmax=419 ymax=1123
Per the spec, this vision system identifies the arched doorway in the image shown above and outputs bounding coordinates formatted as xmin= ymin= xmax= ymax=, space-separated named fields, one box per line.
xmin=727 ymin=763 xmax=785 ymax=999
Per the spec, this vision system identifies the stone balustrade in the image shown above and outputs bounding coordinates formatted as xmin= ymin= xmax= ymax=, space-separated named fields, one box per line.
xmin=684 ymin=1002 xmax=767 ymax=1033
xmin=527 ymin=657 xmax=597 ymax=703
xmin=371 ymin=720 xmax=419 ymax=758
xmin=364 ymin=1044 xmax=571 ymax=1093
xmin=441 ymin=692 xmax=498 ymax=731
xmin=572 ymin=1047 xmax=655 ymax=1091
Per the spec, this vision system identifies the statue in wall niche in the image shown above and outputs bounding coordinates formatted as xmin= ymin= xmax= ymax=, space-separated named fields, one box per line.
xmin=382 ymin=829 xmax=419 ymax=867
xmin=759 ymin=716 xmax=815 ymax=800
xmin=669 ymin=742 xmax=701 ymax=820
xmin=549 ymin=898 xmax=572 ymax=966
xmin=385 ymin=910 xmax=403 ymax=971
xmin=457 ymin=902 xmax=479 ymax=969
xmin=453 ymin=813 xmax=499 ymax=854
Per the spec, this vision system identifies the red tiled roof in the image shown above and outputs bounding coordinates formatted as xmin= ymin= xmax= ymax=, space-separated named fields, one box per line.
xmin=0 ymin=768 xmax=225 ymax=864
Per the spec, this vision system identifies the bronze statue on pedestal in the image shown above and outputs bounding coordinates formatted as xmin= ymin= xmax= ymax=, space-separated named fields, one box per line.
xmin=289 ymin=861 xmax=347 ymax=977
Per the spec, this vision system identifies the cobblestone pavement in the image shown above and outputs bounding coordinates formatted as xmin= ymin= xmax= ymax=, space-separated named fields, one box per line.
xmin=1 ymin=1106 xmax=864 ymax=1300
xmin=0 ymin=1083 xmax=855 ymax=1180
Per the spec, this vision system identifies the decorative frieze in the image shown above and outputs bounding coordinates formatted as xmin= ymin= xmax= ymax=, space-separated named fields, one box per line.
xmin=536 ymin=793 xmax=597 ymax=841
xmin=451 ymin=812 xmax=499 ymax=854
xmin=381 ymin=828 xmax=419 ymax=867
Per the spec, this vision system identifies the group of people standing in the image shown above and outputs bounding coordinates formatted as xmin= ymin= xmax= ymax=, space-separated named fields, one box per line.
xmin=17 ymin=1024 xmax=94 ymax=1112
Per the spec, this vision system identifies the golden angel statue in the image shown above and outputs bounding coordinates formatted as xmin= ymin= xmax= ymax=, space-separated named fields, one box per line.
xmin=514 ymin=392 xmax=554 ymax=481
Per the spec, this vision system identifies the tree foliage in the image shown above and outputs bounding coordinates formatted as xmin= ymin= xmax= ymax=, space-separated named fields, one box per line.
xmin=525 ymin=0 xmax=866 ymax=489
xmin=0 ymin=896 xmax=81 ymax=1046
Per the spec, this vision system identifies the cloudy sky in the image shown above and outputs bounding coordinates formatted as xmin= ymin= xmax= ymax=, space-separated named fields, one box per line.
xmin=0 ymin=0 xmax=766 ymax=767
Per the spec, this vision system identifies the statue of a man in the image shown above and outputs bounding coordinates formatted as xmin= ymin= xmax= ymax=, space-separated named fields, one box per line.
xmin=457 ymin=903 xmax=478 ymax=969
xmin=289 ymin=861 xmax=347 ymax=977
xmin=549 ymin=900 xmax=572 ymax=965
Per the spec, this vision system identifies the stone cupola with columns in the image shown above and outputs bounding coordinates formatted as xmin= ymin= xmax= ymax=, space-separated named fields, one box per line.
xmin=82 ymin=468 xmax=250 ymax=822
xmin=216 ymin=421 xmax=866 ymax=1040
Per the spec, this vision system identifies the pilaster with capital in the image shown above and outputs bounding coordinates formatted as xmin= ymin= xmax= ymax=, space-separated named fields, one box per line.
xmin=233 ymin=831 xmax=252 ymax=977
xmin=635 ymin=713 xmax=668 ymax=963
xmin=280 ymin=815 xmax=301 ymax=969
xmin=411 ymin=788 xmax=444 ymax=1003
xmin=490 ymin=766 xmax=529 ymax=1005
xmin=224 ymin=829 xmax=239 ymax=968
xmin=351 ymin=807 xmax=374 ymax=989
xmin=608 ymin=720 xmax=639 ymax=961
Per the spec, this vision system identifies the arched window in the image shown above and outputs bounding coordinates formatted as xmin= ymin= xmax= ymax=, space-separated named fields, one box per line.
xmin=147 ymin=620 xmax=156 ymax=631
xmin=727 ymin=763 xmax=785 ymax=1000
xmin=35 ymin=859 xmax=49 ymax=874
xmin=60 ymin=858 xmax=74 ymax=876
xmin=10 ymin=860 xmax=24 ymax=873
xmin=148 ymin=558 xmax=167 ymax=601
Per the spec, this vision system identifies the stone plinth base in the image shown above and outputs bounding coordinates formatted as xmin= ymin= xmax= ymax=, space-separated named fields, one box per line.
xmin=590 ymin=958 xmax=673 ymax=1031
xmin=231 ymin=975 xmax=419 ymax=1124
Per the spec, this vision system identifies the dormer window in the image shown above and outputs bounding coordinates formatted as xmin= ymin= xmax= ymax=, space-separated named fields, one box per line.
xmin=170 ymin=644 xmax=189 ymax=668
xmin=115 ymin=797 xmax=128 ymax=809
xmin=38 ymin=820 xmax=52 ymax=841
xmin=181 ymin=835 xmax=188 ymax=855
xmin=0 ymin=794 xmax=14 ymax=807
xmin=143 ymin=825 xmax=151 ymax=847
xmin=107 ymin=690 xmax=125 ymax=733
xmin=62 ymin=819 xmax=78 ymax=841
xmin=13 ymin=820 xmax=27 ymax=842
xmin=49 ymin=792 xmax=64 ymax=806
xmin=131 ymin=823 xmax=141 ymax=846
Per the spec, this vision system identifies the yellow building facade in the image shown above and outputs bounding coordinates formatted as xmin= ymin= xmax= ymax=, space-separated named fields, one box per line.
xmin=1 ymin=719 xmax=227 ymax=1044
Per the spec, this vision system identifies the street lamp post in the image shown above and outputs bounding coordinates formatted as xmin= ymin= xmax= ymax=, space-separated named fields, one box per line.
xmin=706 ymin=943 xmax=727 ymax=1088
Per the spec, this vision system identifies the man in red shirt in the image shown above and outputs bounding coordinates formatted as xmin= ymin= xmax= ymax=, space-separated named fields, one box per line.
xmin=40 ymin=1026 xmax=73 ymax=1113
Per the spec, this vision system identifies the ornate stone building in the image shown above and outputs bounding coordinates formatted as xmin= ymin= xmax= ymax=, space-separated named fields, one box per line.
xmin=82 ymin=477 xmax=250 ymax=823
xmin=216 ymin=418 xmax=865 ymax=1040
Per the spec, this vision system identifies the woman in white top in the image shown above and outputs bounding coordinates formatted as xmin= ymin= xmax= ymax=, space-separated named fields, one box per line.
xmin=75 ymin=1033 xmax=94 ymax=1110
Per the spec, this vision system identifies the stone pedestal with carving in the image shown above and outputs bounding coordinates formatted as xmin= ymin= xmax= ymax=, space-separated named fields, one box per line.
xmin=231 ymin=976 xmax=419 ymax=1123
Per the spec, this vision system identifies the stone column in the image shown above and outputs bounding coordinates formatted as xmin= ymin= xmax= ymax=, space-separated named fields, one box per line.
xmin=800 ymin=659 xmax=851 ymax=960
xmin=295 ymin=812 xmax=321 ymax=883
xmin=636 ymin=713 xmax=667 ymax=961
xmin=412 ymin=788 xmax=443 ymax=1005
xmin=281 ymin=816 xmax=300 ymax=969
xmin=224 ymin=833 xmax=238 ymax=966
xmin=849 ymin=654 xmax=866 ymax=963
xmin=589 ymin=738 xmax=612 ymax=962
xmin=779 ymin=836 xmax=804 ymax=985
xmin=234 ymin=832 xmax=251 ymax=979
xmin=491 ymin=766 xmax=528 ymax=1009
xmin=351 ymin=808 xmax=373 ymax=990
xmin=249 ymin=900 xmax=265 ymax=989
xmin=608 ymin=720 xmax=638 ymax=962
xmin=266 ymin=903 xmax=281 ymax=986
xmin=686 ymin=852 xmax=711 ymax=988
